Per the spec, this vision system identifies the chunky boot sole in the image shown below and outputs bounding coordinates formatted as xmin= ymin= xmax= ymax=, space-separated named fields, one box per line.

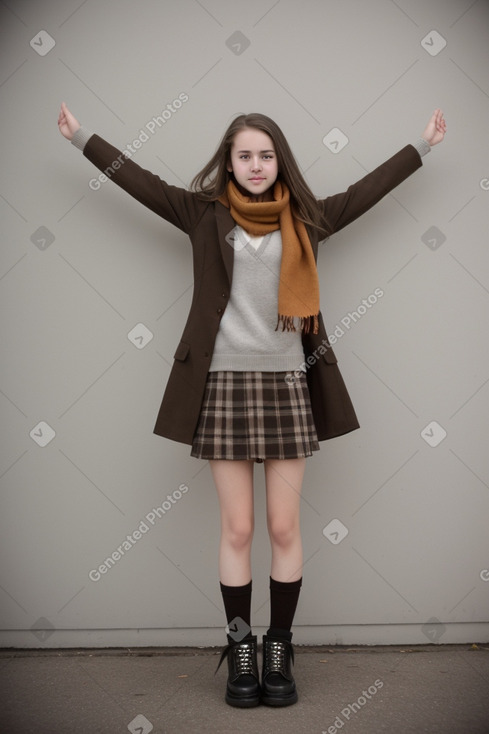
xmin=260 ymin=688 xmax=298 ymax=707
xmin=225 ymin=687 xmax=261 ymax=708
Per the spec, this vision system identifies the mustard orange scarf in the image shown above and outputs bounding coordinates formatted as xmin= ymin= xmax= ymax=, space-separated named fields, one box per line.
xmin=218 ymin=180 xmax=319 ymax=334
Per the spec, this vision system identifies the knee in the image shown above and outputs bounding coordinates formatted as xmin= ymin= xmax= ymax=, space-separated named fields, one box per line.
xmin=223 ymin=518 xmax=254 ymax=550
xmin=267 ymin=517 xmax=299 ymax=548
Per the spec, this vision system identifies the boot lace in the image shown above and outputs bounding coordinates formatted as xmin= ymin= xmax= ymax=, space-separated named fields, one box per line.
xmin=264 ymin=639 xmax=293 ymax=677
xmin=215 ymin=638 xmax=255 ymax=675
xmin=232 ymin=641 xmax=255 ymax=675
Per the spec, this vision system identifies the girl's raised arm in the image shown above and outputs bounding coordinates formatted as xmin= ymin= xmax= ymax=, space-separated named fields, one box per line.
xmin=57 ymin=102 xmax=205 ymax=234
xmin=319 ymin=109 xmax=446 ymax=235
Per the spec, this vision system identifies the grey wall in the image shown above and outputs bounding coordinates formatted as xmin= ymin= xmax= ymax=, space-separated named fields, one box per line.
xmin=1 ymin=0 xmax=488 ymax=648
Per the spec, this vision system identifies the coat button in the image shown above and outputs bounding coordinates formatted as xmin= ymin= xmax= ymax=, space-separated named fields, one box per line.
xmin=217 ymin=307 xmax=223 ymax=314
xmin=221 ymin=292 xmax=227 ymax=298
xmin=204 ymin=351 xmax=210 ymax=357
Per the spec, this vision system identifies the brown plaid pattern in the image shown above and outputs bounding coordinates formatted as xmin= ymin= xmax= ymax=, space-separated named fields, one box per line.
xmin=190 ymin=370 xmax=319 ymax=461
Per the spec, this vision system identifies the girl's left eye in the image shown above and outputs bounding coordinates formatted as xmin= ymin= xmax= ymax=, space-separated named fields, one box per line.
xmin=239 ymin=154 xmax=274 ymax=160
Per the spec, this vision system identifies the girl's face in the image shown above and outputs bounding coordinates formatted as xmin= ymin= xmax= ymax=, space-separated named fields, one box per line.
xmin=227 ymin=127 xmax=278 ymax=199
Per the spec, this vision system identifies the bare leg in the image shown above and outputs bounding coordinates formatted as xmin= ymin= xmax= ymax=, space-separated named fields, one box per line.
xmin=209 ymin=459 xmax=255 ymax=586
xmin=264 ymin=458 xmax=306 ymax=582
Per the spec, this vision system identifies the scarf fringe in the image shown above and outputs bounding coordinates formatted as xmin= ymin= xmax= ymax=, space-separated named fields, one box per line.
xmin=275 ymin=313 xmax=319 ymax=335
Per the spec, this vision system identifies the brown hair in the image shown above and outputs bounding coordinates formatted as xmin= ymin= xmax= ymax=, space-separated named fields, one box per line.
xmin=190 ymin=113 xmax=331 ymax=237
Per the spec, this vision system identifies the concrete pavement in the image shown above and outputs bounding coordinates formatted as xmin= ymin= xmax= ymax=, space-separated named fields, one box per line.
xmin=1 ymin=643 xmax=489 ymax=733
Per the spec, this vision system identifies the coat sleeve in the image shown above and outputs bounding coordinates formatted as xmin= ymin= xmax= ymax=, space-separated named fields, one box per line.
xmin=319 ymin=144 xmax=423 ymax=235
xmin=81 ymin=133 xmax=207 ymax=234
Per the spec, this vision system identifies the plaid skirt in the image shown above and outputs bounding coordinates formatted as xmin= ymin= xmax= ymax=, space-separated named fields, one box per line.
xmin=190 ymin=370 xmax=320 ymax=461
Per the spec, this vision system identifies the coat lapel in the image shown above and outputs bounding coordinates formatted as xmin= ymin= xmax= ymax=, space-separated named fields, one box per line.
xmin=215 ymin=201 xmax=235 ymax=287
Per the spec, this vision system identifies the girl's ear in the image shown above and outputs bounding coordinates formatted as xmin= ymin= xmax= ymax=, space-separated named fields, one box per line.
xmin=226 ymin=160 xmax=233 ymax=173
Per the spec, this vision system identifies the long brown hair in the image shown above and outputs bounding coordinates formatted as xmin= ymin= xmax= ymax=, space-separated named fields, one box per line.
xmin=190 ymin=113 xmax=331 ymax=237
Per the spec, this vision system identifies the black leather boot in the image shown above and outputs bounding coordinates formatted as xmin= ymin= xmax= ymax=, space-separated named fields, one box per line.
xmin=215 ymin=635 xmax=261 ymax=707
xmin=260 ymin=634 xmax=298 ymax=706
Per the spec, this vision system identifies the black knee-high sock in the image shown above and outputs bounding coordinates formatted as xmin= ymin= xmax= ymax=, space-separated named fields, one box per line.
xmin=267 ymin=576 xmax=302 ymax=641
xmin=220 ymin=580 xmax=252 ymax=643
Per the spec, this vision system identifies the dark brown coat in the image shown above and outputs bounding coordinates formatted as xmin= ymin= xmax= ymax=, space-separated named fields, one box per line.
xmin=82 ymin=135 xmax=423 ymax=445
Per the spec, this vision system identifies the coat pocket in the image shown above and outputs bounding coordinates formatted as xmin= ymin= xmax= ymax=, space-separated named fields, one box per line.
xmin=323 ymin=345 xmax=337 ymax=364
xmin=173 ymin=340 xmax=190 ymax=361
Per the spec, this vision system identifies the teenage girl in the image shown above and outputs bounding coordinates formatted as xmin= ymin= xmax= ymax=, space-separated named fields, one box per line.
xmin=58 ymin=103 xmax=446 ymax=708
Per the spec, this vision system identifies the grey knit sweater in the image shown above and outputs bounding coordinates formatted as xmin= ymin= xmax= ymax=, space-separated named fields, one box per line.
xmin=71 ymin=127 xmax=430 ymax=372
xmin=209 ymin=227 xmax=306 ymax=371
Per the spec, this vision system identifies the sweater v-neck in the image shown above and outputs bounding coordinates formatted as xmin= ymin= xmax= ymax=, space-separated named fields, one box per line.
xmin=236 ymin=226 xmax=272 ymax=256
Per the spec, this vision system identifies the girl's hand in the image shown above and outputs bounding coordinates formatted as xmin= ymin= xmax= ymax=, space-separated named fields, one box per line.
xmin=58 ymin=102 xmax=81 ymax=141
xmin=421 ymin=108 xmax=447 ymax=146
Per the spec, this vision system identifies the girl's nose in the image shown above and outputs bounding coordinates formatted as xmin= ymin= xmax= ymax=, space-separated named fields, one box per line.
xmin=251 ymin=158 xmax=262 ymax=171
